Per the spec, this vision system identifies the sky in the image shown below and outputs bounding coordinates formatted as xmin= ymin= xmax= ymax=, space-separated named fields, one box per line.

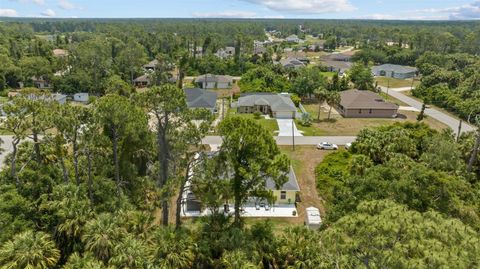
xmin=1 ymin=0 xmax=480 ymax=20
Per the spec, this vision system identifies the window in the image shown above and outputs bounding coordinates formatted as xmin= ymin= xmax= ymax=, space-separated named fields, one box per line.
xmin=359 ymin=109 xmax=362 ymax=114
xmin=280 ymin=191 xmax=287 ymax=200
xmin=369 ymin=109 xmax=372 ymax=114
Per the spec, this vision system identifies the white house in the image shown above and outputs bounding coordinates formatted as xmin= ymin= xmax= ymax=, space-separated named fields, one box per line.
xmin=195 ymin=74 xmax=233 ymax=89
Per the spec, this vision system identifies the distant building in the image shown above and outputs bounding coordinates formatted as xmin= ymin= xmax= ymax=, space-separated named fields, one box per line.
xmin=285 ymin=34 xmax=304 ymax=43
xmin=338 ymin=89 xmax=398 ymax=118
xmin=142 ymin=60 xmax=159 ymax=72
xmin=215 ymin=47 xmax=235 ymax=59
xmin=372 ymin=64 xmax=418 ymax=79
xmin=73 ymin=93 xmax=89 ymax=103
xmin=31 ymin=76 xmax=50 ymax=89
xmin=279 ymin=57 xmax=305 ymax=69
xmin=235 ymin=93 xmax=297 ymax=119
xmin=195 ymin=74 xmax=233 ymax=89
xmin=184 ymin=88 xmax=217 ymax=113
xmin=133 ymin=74 xmax=151 ymax=88
xmin=52 ymin=49 xmax=68 ymax=57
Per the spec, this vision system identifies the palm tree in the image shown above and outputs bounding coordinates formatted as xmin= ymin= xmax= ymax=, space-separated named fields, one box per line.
xmin=82 ymin=213 xmax=125 ymax=263
xmin=63 ymin=253 xmax=105 ymax=269
xmin=221 ymin=250 xmax=257 ymax=269
xmin=349 ymin=154 xmax=373 ymax=176
xmin=0 ymin=230 xmax=60 ymax=269
xmin=314 ymin=87 xmax=329 ymax=121
xmin=109 ymin=235 xmax=151 ymax=268
xmin=326 ymin=91 xmax=341 ymax=120
xmin=149 ymin=228 xmax=195 ymax=269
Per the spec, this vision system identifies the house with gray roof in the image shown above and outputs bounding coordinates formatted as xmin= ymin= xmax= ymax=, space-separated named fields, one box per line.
xmin=215 ymin=47 xmax=236 ymax=59
xmin=372 ymin=64 xmax=418 ymax=79
xmin=142 ymin=59 xmax=159 ymax=71
xmin=133 ymin=74 xmax=151 ymax=88
xmin=195 ymin=74 xmax=233 ymax=89
xmin=184 ymin=88 xmax=217 ymax=113
xmin=235 ymin=93 xmax=297 ymax=119
xmin=279 ymin=57 xmax=305 ymax=69
xmin=338 ymin=89 xmax=398 ymax=118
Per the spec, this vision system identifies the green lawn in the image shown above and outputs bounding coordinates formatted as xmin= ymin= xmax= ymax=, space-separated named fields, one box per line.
xmin=226 ymin=110 xmax=279 ymax=135
xmin=375 ymin=77 xmax=420 ymax=88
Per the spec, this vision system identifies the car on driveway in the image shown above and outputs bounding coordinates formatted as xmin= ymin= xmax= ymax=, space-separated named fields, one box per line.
xmin=345 ymin=143 xmax=352 ymax=150
xmin=317 ymin=142 xmax=338 ymax=150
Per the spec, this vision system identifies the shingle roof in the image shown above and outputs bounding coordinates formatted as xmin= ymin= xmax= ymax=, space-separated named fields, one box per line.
xmin=133 ymin=74 xmax=150 ymax=82
xmin=280 ymin=57 xmax=305 ymax=68
xmin=196 ymin=74 xmax=233 ymax=84
xmin=340 ymin=89 xmax=399 ymax=110
xmin=143 ymin=59 xmax=159 ymax=69
xmin=266 ymin=166 xmax=300 ymax=191
xmin=238 ymin=93 xmax=297 ymax=113
xmin=372 ymin=64 xmax=418 ymax=74
xmin=184 ymin=88 xmax=217 ymax=109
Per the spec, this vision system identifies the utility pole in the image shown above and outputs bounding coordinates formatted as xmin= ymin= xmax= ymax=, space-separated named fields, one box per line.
xmin=222 ymin=97 xmax=225 ymax=119
xmin=457 ymin=120 xmax=462 ymax=142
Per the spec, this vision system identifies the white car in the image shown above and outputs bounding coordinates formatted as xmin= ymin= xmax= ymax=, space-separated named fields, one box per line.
xmin=317 ymin=142 xmax=338 ymax=150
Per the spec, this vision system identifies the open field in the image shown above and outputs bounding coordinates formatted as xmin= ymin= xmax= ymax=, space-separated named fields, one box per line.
xmin=375 ymin=77 xmax=420 ymax=88
xmin=297 ymin=102 xmax=449 ymax=136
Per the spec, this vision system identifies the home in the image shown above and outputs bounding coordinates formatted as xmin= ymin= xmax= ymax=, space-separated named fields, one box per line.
xmin=322 ymin=53 xmax=352 ymax=62
xmin=31 ymin=76 xmax=50 ymax=89
xmin=279 ymin=57 xmax=305 ymax=69
xmin=142 ymin=60 xmax=158 ymax=71
xmin=25 ymin=92 xmax=67 ymax=104
xmin=133 ymin=74 xmax=151 ymax=88
xmin=372 ymin=64 xmax=418 ymax=79
xmin=235 ymin=93 xmax=297 ymax=119
xmin=182 ymin=153 xmax=300 ymax=216
xmin=52 ymin=49 xmax=68 ymax=57
xmin=286 ymin=34 xmax=304 ymax=43
xmin=184 ymin=88 xmax=218 ymax=113
xmin=321 ymin=60 xmax=352 ymax=75
xmin=195 ymin=74 xmax=233 ymax=89
xmin=73 ymin=93 xmax=89 ymax=103
xmin=338 ymin=89 xmax=398 ymax=118
xmin=215 ymin=47 xmax=235 ymax=59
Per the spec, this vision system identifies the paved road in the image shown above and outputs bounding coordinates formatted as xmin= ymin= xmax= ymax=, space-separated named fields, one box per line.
xmin=276 ymin=119 xmax=303 ymax=137
xmin=380 ymin=87 xmax=475 ymax=135
xmin=203 ymin=136 xmax=356 ymax=146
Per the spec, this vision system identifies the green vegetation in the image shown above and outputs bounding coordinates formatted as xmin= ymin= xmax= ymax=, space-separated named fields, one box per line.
xmin=226 ymin=110 xmax=279 ymax=135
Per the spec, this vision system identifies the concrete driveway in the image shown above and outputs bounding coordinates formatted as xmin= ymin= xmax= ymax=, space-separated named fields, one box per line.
xmin=380 ymin=87 xmax=475 ymax=135
xmin=276 ymin=119 xmax=303 ymax=137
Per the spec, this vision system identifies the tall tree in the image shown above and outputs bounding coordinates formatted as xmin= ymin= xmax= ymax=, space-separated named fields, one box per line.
xmin=217 ymin=117 xmax=290 ymax=225
xmin=326 ymin=91 xmax=341 ymax=120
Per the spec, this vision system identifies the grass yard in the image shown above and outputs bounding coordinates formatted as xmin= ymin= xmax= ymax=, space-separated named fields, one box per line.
xmin=226 ymin=109 xmax=279 ymax=135
xmin=375 ymin=77 xmax=420 ymax=88
xmin=297 ymin=102 xmax=449 ymax=136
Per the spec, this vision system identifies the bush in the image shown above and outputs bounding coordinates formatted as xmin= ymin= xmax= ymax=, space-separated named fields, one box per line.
xmin=299 ymin=113 xmax=312 ymax=127
xmin=253 ymin=111 xmax=262 ymax=119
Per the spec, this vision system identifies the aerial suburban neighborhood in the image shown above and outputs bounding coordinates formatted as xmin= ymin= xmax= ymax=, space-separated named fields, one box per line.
xmin=0 ymin=0 xmax=480 ymax=267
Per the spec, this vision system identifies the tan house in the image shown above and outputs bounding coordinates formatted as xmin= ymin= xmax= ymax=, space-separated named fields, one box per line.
xmin=338 ymin=89 xmax=398 ymax=118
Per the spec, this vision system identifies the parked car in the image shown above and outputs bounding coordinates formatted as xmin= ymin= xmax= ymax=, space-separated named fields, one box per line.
xmin=317 ymin=142 xmax=338 ymax=150
xmin=345 ymin=143 xmax=352 ymax=150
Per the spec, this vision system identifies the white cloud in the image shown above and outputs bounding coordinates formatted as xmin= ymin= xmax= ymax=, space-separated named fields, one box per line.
xmin=41 ymin=8 xmax=56 ymax=17
xmin=0 ymin=9 xmax=19 ymax=17
xmin=58 ymin=0 xmax=81 ymax=10
xmin=413 ymin=1 xmax=480 ymax=20
xmin=192 ymin=10 xmax=257 ymax=18
xmin=9 ymin=0 xmax=44 ymax=5
xmin=360 ymin=13 xmax=448 ymax=20
xmin=240 ymin=0 xmax=355 ymax=14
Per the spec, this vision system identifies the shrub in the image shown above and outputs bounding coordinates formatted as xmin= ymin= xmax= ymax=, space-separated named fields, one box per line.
xmin=253 ymin=111 xmax=262 ymax=119
xmin=299 ymin=113 xmax=312 ymax=127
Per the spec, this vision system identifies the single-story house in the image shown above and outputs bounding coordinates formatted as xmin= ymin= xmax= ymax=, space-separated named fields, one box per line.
xmin=30 ymin=76 xmax=50 ymax=89
xmin=235 ymin=93 xmax=297 ymax=119
xmin=25 ymin=92 xmax=67 ymax=104
xmin=285 ymin=35 xmax=304 ymax=44
xmin=52 ymin=49 xmax=68 ymax=57
xmin=133 ymin=74 xmax=151 ymax=88
xmin=142 ymin=60 xmax=158 ymax=71
xmin=321 ymin=60 xmax=352 ymax=75
xmin=372 ymin=64 xmax=418 ymax=79
xmin=215 ymin=47 xmax=235 ymax=59
xmin=73 ymin=93 xmax=89 ymax=103
xmin=338 ymin=89 xmax=398 ymax=118
xmin=279 ymin=57 xmax=305 ymax=69
xmin=184 ymin=88 xmax=218 ymax=113
xmin=195 ymin=74 xmax=233 ymax=89
xmin=267 ymin=166 xmax=300 ymax=204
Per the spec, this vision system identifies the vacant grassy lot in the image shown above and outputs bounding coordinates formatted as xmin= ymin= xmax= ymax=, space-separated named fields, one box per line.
xmin=297 ymin=102 xmax=448 ymax=136
xmin=280 ymin=146 xmax=334 ymax=225
xmin=375 ymin=77 xmax=420 ymax=88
